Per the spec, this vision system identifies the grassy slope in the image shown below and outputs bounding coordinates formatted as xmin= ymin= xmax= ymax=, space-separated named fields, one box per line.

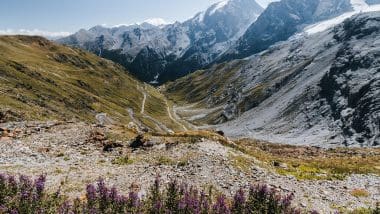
xmin=164 ymin=60 xmax=250 ymax=125
xmin=0 ymin=36 xmax=180 ymax=131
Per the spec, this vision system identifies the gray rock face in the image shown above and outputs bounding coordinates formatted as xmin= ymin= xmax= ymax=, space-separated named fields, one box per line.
xmin=319 ymin=13 xmax=380 ymax=146
xmin=233 ymin=12 xmax=380 ymax=147
xmin=219 ymin=0 xmax=353 ymax=61
xmin=58 ymin=0 xmax=263 ymax=83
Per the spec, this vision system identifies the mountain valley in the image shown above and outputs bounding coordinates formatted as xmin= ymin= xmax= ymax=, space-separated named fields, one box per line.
xmin=0 ymin=0 xmax=380 ymax=213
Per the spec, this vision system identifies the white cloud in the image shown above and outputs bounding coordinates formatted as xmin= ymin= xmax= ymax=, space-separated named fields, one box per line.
xmin=0 ymin=29 xmax=71 ymax=39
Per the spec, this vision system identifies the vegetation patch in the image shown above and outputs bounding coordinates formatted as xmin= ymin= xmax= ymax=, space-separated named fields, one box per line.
xmin=229 ymin=154 xmax=253 ymax=173
xmin=350 ymin=189 xmax=370 ymax=198
xmin=0 ymin=173 xmax=306 ymax=213
xmin=112 ymin=155 xmax=134 ymax=165
xmin=230 ymin=139 xmax=380 ymax=180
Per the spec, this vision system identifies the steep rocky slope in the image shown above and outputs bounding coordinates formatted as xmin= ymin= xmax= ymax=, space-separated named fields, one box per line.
xmin=220 ymin=0 xmax=380 ymax=61
xmin=165 ymin=12 xmax=380 ymax=147
xmin=58 ymin=0 xmax=263 ymax=84
xmin=0 ymin=36 xmax=184 ymax=132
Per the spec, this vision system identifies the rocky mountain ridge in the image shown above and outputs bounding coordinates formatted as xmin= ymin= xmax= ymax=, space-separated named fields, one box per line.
xmin=58 ymin=0 xmax=263 ymax=83
xmin=219 ymin=0 xmax=380 ymax=61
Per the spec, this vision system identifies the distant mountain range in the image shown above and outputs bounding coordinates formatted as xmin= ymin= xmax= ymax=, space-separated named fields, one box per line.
xmin=58 ymin=0 xmax=263 ymax=84
xmin=58 ymin=0 xmax=380 ymax=85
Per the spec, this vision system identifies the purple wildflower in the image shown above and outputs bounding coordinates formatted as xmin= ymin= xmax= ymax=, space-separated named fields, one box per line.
xmin=154 ymin=200 xmax=163 ymax=211
xmin=7 ymin=175 xmax=18 ymax=193
xmin=128 ymin=191 xmax=140 ymax=208
xmin=281 ymin=193 xmax=294 ymax=209
xmin=59 ymin=201 xmax=72 ymax=214
xmin=199 ymin=191 xmax=209 ymax=213
xmin=232 ymin=188 xmax=245 ymax=213
xmin=10 ymin=209 xmax=19 ymax=214
xmin=34 ymin=174 xmax=46 ymax=199
xmin=86 ymin=184 xmax=97 ymax=203
xmin=109 ymin=186 xmax=118 ymax=202
xmin=212 ymin=195 xmax=230 ymax=214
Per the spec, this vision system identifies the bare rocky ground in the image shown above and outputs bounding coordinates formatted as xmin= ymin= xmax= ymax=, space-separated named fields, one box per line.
xmin=0 ymin=121 xmax=379 ymax=213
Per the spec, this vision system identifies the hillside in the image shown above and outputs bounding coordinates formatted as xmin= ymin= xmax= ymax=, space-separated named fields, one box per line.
xmin=0 ymin=35 xmax=184 ymax=132
xmin=164 ymin=12 xmax=380 ymax=147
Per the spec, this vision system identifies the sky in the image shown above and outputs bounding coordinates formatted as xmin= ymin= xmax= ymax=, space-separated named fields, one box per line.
xmin=0 ymin=0 xmax=273 ymax=37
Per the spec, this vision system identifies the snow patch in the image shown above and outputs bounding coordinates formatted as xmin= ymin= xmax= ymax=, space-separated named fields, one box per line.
xmin=304 ymin=0 xmax=380 ymax=35
xmin=210 ymin=0 xmax=230 ymax=15
xmin=143 ymin=18 xmax=172 ymax=26
xmin=196 ymin=12 xmax=206 ymax=22
xmin=351 ymin=0 xmax=370 ymax=11
xmin=109 ymin=18 xmax=172 ymax=28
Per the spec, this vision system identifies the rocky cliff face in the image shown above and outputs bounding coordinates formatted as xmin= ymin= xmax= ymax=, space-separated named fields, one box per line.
xmin=58 ymin=0 xmax=263 ymax=83
xmin=319 ymin=13 xmax=380 ymax=146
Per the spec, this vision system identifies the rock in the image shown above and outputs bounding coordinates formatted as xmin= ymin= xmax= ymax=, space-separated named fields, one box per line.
xmin=103 ymin=142 xmax=124 ymax=152
xmin=95 ymin=113 xmax=113 ymax=126
xmin=86 ymin=129 xmax=107 ymax=144
xmin=129 ymin=134 xmax=146 ymax=149
xmin=271 ymin=160 xmax=288 ymax=169
xmin=216 ymin=130 xmax=225 ymax=136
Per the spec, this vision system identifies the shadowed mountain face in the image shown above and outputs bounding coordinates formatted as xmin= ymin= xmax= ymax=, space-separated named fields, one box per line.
xmin=165 ymin=12 xmax=380 ymax=147
xmin=58 ymin=0 xmax=263 ymax=84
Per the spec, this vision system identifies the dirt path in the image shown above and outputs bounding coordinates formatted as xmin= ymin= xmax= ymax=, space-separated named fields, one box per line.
xmin=140 ymin=86 xmax=147 ymax=114
xmin=166 ymin=100 xmax=188 ymax=131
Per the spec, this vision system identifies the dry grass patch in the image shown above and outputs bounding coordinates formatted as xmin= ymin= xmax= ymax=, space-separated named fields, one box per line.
xmin=232 ymin=139 xmax=380 ymax=180
xmin=350 ymin=189 xmax=370 ymax=198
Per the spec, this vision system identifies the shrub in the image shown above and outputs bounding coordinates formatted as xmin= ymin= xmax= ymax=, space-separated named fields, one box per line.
xmin=0 ymin=173 xmax=63 ymax=214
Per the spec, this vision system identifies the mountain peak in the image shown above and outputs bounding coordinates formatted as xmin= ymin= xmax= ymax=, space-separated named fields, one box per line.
xmin=209 ymin=0 xmax=230 ymax=15
xmin=142 ymin=18 xmax=172 ymax=26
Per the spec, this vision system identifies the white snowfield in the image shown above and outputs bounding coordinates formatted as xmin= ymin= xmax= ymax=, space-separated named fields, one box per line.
xmin=210 ymin=0 xmax=230 ymax=15
xmin=305 ymin=0 xmax=380 ymax=34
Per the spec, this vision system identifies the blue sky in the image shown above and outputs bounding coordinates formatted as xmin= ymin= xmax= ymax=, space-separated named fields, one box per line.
xmin=0 ymin=0 xmax=273 ymax=37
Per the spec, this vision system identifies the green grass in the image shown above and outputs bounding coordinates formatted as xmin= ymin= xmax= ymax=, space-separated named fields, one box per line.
xmin=112 ymin=155 xmax=134 ymax=165
xmin=164 ymin=60 xmax=246 ymax=125
xmin=0 ymin=35 xmax=181 ymax=132
xmin=157 ymin=156 xmax=175 ymax=165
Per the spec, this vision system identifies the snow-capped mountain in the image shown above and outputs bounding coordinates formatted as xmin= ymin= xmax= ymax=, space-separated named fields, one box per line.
xmin=165 ymin=11 xmax=380 ymax=147
xmin=58 ymin=0 xmax=263 ymax=83
xmin=220 ymin=0 xmax=380 ymax=61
